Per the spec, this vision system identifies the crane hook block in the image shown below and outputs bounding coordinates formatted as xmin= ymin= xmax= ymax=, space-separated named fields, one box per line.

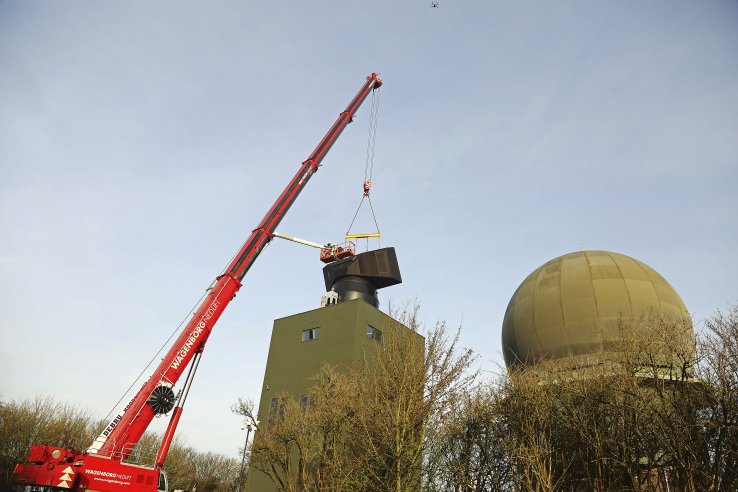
xmin=363 ymin=180 xmax=372 ymax=196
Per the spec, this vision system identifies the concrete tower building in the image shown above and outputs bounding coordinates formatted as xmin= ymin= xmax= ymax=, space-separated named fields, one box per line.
xmin=247 ymin=247 xmax=411 ymax=491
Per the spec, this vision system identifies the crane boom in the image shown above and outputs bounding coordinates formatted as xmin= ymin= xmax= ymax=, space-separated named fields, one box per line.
xmin=12 ymin=72 xmax=383 ymax=492
xmin=95 ymin=72 xmax=382 ymax=459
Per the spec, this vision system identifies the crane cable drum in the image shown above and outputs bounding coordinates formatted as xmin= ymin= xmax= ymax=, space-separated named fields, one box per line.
xmin=346 ymin=85 xmax=382 ymax=251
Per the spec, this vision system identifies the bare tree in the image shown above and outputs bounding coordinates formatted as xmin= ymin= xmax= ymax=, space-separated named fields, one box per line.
xmin=425 ymin=386 xmax=513 ymax=492
xmin=691 ymin=305 xmax=738 ymax=490
xmin=0 ymin=397 xmax=96 ymax=484
xmin=0 ymin=396 xmax=239 ymax=491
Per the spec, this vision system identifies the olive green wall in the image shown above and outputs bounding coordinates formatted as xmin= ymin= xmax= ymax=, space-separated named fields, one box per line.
xmin=246 ymin=299 xmax=413 ymax=492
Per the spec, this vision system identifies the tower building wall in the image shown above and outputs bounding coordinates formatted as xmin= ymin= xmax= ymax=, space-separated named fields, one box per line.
xmin=247 ymin=298 xmax=417 ymax=491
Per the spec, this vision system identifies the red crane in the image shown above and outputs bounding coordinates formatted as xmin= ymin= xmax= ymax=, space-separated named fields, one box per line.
xmin=12 ymin=72 xmax=383 ymax=492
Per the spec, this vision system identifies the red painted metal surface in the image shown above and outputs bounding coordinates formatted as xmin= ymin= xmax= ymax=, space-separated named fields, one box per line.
xmin=155 ymin=406 xmax=183 ymax=468
xmin=11 ymin=73 xmax=383 ymax=491
xmin=12 ymin=446 xmax=161 ymax=491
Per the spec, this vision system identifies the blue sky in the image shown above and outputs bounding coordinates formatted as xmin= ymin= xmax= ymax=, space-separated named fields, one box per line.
xmin=1 ymin=1 xmax=736 ymax=457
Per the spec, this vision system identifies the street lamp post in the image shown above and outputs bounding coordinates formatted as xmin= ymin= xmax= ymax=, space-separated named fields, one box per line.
xmin=236 ymin=417 xmax=258 ymax=492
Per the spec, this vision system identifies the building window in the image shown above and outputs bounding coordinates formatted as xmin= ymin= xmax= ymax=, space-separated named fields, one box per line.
xmin=268 ymin=397 xmax=285 ymax=427
xmin=367 ymin=325 xmax=382 ymax=342
xmin=302 ymin=327 xmax=320 ymax=342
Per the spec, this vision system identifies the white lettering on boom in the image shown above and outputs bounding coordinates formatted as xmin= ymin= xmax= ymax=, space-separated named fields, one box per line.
xmin=170 ymin=299 xmax=220 ymax=370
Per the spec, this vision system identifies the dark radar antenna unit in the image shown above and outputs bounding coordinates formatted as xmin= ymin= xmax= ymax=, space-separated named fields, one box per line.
xmin=321 ymin=247 xmax=401 ymax=308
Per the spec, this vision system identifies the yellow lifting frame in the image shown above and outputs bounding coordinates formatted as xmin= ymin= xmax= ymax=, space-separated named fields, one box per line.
xmin=345 ymin=232 xmax=381 ymax=240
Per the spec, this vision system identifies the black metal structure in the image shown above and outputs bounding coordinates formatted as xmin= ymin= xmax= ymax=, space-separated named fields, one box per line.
xmin=322 ymin=247 xmax=402 ymax=307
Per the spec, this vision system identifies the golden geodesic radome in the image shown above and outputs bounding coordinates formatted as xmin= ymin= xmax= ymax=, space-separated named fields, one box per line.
xmin=501 ymin=250 xmax=692 ymax=368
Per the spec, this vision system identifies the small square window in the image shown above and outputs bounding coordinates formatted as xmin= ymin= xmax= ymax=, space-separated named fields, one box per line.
xmin=302 ymin=327 xmax=320 ymax=342
xmin=367 ymin=325 xmax=382 ymax=342
xmin=268 ymin=397 xmax=285 ymax=427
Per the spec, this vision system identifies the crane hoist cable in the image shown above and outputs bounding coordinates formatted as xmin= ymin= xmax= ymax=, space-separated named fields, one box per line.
xmin=363 ymin=83 xmax=380 ymax=195
xmin=346 ymin=86 xmax=382 ymax=248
